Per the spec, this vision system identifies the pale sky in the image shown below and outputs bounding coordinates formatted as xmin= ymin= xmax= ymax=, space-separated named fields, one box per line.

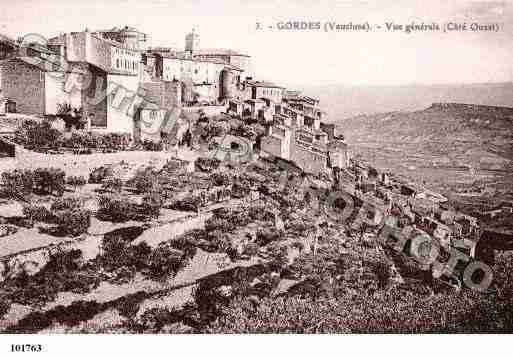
xmin=1 ymin=0 xmax=512 ymax=87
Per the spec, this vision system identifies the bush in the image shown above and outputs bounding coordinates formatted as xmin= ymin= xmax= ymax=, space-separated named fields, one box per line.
xmin=64 ymin=132 xmax=93 ymax=148
xmin=53 ymin=208 xmax=91 ymax=237
xmin=256 ymin=228 xmax=284 ymax=246
xmin=33 ymin=168 xmax=66 ymax=196
xmin=243 ymin=242 xmax=259 ymax=257
xmin=128 ymin=167 xmax=160 ymax=194
xmin=211 ymin=207 xmax=250 ymax=227
xmin=2 ymin=168 xmax=66 ymax=197
xmin=140 ymin=190 xmax=163 ymax=219
xmin=286 ymin=219 xmax=314 ymax=235
xmin=195 ymin=157 xmax=220 ymax=173
xmin=101 ymin=177 xmax=123 ymax=192
xmin=89 ymin=166 xmax=114 ymax=184
xmin=169 ymin=196 xmax=200 ymax=212
xmin=231 ymin=181 xmax=250 ymax=199
xmin=1 ymin=169 xmax=34 ymax=199
xmin=210 ymin=172 xmax=231 ymax=186
xmin=101 ymin=237 xmax=152 ymax=274
xmin=97 ymin=195 xmax=139 ymax=222
xmin=205 ymin=217 xmax=236 ymax=233
xmin=5 ymin=249 xmax=101 ymax=307
xmin=14 ymin=120 xmax=62 ymax=150
xmin=66 ymin=176 xmax=87 ymax=187
xmin=266 ymin=243 xmax=289 ymax=270
xmin=23 ymin=204 xmax=55 ymax=223
xmin=98 ymin=194 xmax=158 ymax=222
xmin=247 ymin=205 xmax=275 ymax=222
xmin=50 ymin=197 xmax=82 ymax=212
xmin=147 ymin=244 xmax=186 ymax=279
xmin=142 ymin=139 xmax=163 ymax=151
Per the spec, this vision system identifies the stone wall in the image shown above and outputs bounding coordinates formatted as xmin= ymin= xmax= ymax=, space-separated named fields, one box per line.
xmin=141 ymin=80 xmax=181 ymax=110
xmin=105 ymin=74 xmax=140 ymax=134
xmin=290 ymin=141 xmax=328 ymax=174
xmin=1 ymin=60 xmax=45 ymax=115
xmin=83 ymin=66 xmax=108 ymax=128
xmin=261 ymin=136 xmax=282 ymax=159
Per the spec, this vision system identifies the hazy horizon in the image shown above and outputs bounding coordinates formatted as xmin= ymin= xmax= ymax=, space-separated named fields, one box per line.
xmin=298 ymin=82 xmax=513 ymax=121
xmin=1 ymin=0 xmax=513 ymax=87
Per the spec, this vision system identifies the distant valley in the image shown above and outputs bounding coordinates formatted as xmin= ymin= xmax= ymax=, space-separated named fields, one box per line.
xmin=334 ymin=102 xmax=513 ymax=205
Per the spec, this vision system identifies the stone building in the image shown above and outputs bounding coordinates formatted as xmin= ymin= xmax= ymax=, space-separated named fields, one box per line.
xmin=260 ymin=90 xmax=348 ymax=175
xmin=0 ymin=56 xmax=83 ymax=116
xmin=92 ymin=26 xmax=150 ymax=51
xmin=150 ymin=53 xmax=242 ymax=103
xmin=245 ymin=80 xmax=284 ymax=105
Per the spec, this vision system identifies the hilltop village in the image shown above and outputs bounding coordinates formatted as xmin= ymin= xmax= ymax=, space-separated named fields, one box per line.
xmin=0 ymin=26 xmax=348 ymax=174
xmin=0 ymin=26 xmax=512 ymax=333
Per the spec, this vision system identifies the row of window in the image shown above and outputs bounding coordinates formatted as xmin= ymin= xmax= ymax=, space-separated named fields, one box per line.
xmin=113 ymin=48 xmax=137 ymax=57
xmin=261 ymin=88 xmax=281 ymax=98
xmin=115 ymin=58 xmax=138 ymax=71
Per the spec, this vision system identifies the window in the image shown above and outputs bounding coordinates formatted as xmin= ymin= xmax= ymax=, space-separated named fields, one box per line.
xmin=116 ymin=59 xmax=120 ymax=68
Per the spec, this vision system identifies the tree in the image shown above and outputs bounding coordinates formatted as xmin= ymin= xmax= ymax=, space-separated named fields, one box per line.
xmin=57 ymin=103 xmax=85 ymax=130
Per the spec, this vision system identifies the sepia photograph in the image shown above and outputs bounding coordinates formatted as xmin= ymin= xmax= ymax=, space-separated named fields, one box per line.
xmin=0 ymin=0 xmax=512 ymax=354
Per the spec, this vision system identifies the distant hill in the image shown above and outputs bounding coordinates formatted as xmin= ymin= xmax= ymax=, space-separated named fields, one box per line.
xmin=334 ymin=103 xmax=513 ymax=199
xmin=297 ymin=83 xmax=513 ymax=121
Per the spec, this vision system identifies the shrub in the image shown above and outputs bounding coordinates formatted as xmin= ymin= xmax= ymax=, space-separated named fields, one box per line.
xmin=168 ymin=232 xmax=201 ymax=259
xmin=247 ymin=205 xmax=275 ymax=222
xmin=212 ymin=207 xmax=250 ymax=227
xmin=1 ymin=169 xmax=34 ymax=199
xmin=169 ymin=196 xmax=200 ymax=212
xmin=147 ymin=244 xmax=185 ymax=279
xmin=128 ymin=167 xmax=160 ymax=194
xmin=6 ymin=249 xmax=101 ymax=307
xmin=66 ymin=176 xmax=87 ymax=187
xmin=53 ymin=208 xmax=91 ymax=237
xmin=50 ymin=197 xmax=82 ymax=212
xmin=140 ymin=190 xmax=163 ymax=219
xmin=231 ymin=181 xmax=250 ymax=199
xmin=243 ymin=242 xmax=259 ymax=257
xmin=14 ymin=120 xmax=62 ymax=150
xmin=286 ymin=219 xmax=314 ymax=235
xmin=101 ymin=177 xmax=124 ymax=192
xmin=2 ymin=168 xmax=66 ymax=197
xmin=97 ymin=195 xmax=139 ymax=222
xmin=98 ymin=194 xmax=158 ymax=222
xmin=23 ymin=204 xmax=55 ymax=223
xmin=89 ymin=166 xmax=114 ymax=184
xmin=33 ymin=168 xmax=66 ymax=196
xmin=205 ymin=217 xmax=236 ymax=233
xmin=142 ymin=139 xmax=163 ymax=152
xmin=195 ymin=157 xmax=220 ymax=172
xmin=256 ymin=228 xmax=284 ymax=246
xmin=210 ymin=172 xmax=231 ymax=186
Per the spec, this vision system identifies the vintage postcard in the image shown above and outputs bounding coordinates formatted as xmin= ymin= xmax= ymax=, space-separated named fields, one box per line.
xmin=0 ymin=0 xmax=512 ymax=356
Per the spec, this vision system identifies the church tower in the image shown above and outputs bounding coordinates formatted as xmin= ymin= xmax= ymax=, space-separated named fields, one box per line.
xmin=185 ymin=28 xmax=199 ymax=57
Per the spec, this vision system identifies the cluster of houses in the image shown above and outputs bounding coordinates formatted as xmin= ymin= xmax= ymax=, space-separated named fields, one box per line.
xmin=0 ymin=26 xmax=348 ymax=177
xmin=348 ymin=158 xmax=482 ymax=259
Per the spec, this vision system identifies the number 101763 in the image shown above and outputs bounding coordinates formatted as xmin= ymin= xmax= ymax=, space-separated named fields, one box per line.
xmin=10 ymin=344 xmax=43 ymax=352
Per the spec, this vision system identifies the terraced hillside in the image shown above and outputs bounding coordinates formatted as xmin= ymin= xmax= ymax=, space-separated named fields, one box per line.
xmin=337 ymin=104 xmax=513 ymax=200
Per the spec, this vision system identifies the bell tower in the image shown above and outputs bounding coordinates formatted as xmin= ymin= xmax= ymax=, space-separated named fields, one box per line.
xmin=185 ymin=28 xmax=199 ymax=57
